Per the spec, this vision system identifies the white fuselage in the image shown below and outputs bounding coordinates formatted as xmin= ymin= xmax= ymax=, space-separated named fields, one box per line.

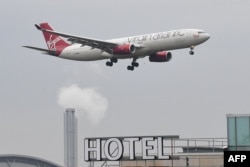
xmin=59 ymin=29 xmax=210 ymax=61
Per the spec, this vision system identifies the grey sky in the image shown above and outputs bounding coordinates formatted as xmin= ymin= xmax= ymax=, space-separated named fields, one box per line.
xmin=1 ymin=0 xmax=250 ymax=166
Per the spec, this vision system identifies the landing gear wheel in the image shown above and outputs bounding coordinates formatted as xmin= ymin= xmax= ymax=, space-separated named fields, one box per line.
xmin=132 ymin=62 xmax=139 ymax=67
xmin=189 ymin=50 xmax=194 ymax=55
xmin=111 ymin=57 xmax=118 ymax=63
xmin=127 ymin=66 xmax=134 ymax=71
xmin=106 ymin=61 xmax=113 ymax=66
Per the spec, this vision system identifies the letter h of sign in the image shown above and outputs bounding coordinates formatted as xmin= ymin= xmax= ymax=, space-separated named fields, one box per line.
xmin=84 ymin=139 xmax=101 ymax=161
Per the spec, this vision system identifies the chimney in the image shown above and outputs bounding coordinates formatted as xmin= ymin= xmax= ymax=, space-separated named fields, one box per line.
xmin=64 ymin=108 xmax=77 ymax=167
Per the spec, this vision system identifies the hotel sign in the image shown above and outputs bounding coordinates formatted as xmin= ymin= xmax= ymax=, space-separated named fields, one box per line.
xmin=84 ymin=135 xmax=179 ymax=161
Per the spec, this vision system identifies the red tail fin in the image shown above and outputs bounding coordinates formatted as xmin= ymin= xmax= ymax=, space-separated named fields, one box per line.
xmin=39 ymin=23 xmax=70 ymax=52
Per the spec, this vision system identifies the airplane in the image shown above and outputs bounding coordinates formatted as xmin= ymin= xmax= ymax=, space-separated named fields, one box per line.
xmin=23 ymin=23 xmax=210 ymax=71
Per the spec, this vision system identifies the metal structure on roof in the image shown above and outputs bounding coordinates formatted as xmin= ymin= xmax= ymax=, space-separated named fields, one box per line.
xmin=0 ymin=154 xmax=62 ymax=167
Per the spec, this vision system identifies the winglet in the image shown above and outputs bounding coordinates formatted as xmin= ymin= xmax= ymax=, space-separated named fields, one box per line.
xmin=35 ymin=24 xmax=42 ymax=30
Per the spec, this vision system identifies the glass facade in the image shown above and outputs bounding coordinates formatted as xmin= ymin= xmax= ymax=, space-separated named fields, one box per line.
xmin=227 ymin=115 xmax=250 ymax=150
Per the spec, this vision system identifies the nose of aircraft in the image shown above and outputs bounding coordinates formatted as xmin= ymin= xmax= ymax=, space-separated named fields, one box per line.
xmin=204 ymin=33 xmax=210 ymax=41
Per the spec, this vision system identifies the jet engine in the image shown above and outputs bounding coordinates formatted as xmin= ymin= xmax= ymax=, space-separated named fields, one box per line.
xmin=113 ymin=44 xmax=136 ymax=54
xmin=149 ymin=51 xmax=172 ymax=62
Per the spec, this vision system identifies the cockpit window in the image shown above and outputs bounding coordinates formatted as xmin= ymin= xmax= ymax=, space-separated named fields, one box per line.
xmin=198 ymin=31 xmax=205 ymax=34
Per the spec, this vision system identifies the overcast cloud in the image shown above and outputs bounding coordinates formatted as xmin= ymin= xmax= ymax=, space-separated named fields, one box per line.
xmin=1 ymin=0 xmax=250 ymax=167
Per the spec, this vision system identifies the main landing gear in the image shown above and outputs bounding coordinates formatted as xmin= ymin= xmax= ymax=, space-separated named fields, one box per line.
xmin=127 ymin=58 xmax=139 ymax=71
xmin=106 ymin=57 xmax=118 ymax=67
xmin=189 ymin=46 xmax=195 ymax=55
xmin=106 ymin=57 xmax=139 ymax=71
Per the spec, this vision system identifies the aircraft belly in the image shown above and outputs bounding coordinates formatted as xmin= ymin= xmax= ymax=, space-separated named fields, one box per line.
xmin=60 ymin=47 xmax=111 ymax=61
xmin=113 ymin=48 xmax=148 ymax=59
xmin=146 ymin=38 xmax=189 ymax=51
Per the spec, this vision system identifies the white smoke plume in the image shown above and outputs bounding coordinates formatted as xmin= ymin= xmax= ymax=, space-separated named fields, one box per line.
xmin=57 ymin=84 xmax=108 ymax=125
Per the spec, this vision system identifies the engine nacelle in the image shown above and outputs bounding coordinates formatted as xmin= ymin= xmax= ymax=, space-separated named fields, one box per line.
xmin=149 ymin=51 xmax=172 ymax=62
xmin=112 ymin=44 xmax=136 ymax=55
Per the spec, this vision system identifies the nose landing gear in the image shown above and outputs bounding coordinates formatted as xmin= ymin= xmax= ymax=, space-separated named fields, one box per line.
xmin=189 ymin=50 xmax=194 ymax=55
xmin=189 ymin=46 xmax=195 ymax=55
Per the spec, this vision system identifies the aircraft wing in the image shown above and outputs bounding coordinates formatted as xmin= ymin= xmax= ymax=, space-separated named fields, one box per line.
xmin=22 ymin=46 xmax=57 ymax=56
xmin=35 ymin=24 xmax=119 ymax=53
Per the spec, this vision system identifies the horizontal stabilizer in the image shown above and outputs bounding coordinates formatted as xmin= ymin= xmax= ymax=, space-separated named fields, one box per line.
xmin=22 ymin=46 xmax=57 ymax=56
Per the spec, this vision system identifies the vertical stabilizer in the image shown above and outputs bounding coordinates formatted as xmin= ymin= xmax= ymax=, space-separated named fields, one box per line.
xmin=38 ymin=23 xmax=70 ymax=53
